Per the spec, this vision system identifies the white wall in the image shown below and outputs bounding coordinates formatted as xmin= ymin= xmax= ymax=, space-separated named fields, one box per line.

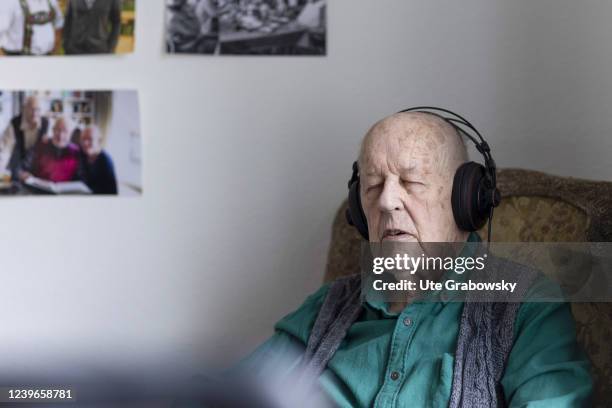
xmin=0 ymin=0 xmax=611 ymax=387
xmin=105 ymin=90 xmax=142 ymax=191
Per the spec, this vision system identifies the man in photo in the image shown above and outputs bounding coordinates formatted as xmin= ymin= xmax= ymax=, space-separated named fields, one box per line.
xmin=63 ymin=0 xmax=122 ymax=55
xmin=21 ymin=115 xmax=80 ymax=183
xmin=238 ymin=111 xmax=593 ymax=407
xmin=166 ymin=0 xmax=219 ymax=54
xmin=0 ymin=95 xmax=49 ymax=178
xmin=79 ymin=125 xmax=117 ymax=195
xmin=0 ymin=0 xmax=64 ymax=55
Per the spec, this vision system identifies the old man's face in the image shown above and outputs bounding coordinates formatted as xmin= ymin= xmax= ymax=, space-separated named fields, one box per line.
xmin=359 ymin=113 xmax=468 ymax=243
xmin=52 ymin=118 xmax=71 ymax=148
xmin=24 ymin=97 xmax=42 ymax=127
xmin=80 ymin=127 xmax=102 ymax=156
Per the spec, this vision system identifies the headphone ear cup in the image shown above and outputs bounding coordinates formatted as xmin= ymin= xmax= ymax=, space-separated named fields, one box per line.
xmin=346 ymin=179 xmax=369 ymax=240
xmin=452 ymin=162 xmax=490 ymax=232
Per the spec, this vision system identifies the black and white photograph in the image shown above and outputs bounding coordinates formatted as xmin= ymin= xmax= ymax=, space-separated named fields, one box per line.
xmin=165 ymin=0 xmax=326 ymax=55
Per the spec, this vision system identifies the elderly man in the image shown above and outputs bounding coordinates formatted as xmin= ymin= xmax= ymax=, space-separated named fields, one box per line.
xmin=239 ymin=111 xmax=592 ymax=407
xmin=22 ymin=115 xmax=80 ymax=182
xmin=166 ymin=0 xmax=219 ymax=54
xmin=79 ymin=125 xmax=118 ymax=194
xmin=0 ymin=95 xmax=49 ymax=178
xmin=0 ymin=0 xmax=64 ymax=55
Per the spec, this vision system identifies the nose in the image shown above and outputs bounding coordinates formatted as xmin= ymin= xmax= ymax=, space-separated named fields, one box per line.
xmin=378 ymin=178 xmax=403 ymax=213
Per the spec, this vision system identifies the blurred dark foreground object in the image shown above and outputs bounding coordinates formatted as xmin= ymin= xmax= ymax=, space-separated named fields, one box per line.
xmin=172 ymin=372 xmax=335 ymax=408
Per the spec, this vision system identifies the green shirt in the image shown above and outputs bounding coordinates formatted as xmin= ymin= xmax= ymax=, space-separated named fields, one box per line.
xmin=241 ymin=256 xmax=592 ymax=407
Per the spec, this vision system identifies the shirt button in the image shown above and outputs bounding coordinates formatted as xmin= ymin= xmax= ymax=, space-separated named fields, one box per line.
xmin=390 ymin=371 xmax=400 ymax=381
xmin=403 ymin=317 xmax=412 ymax=326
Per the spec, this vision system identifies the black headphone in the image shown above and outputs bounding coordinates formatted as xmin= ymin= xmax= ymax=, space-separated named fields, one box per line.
xmin=346 ymin=106 xmax=501 ymax=242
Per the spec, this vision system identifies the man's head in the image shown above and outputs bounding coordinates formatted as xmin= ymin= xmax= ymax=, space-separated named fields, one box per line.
xmin=23 ymin=96 xmax=42 ymax=127
xmin=51 ymin=116 xmax=73 ymax=149
xmin=358 ymin=112 xmax=469 ymax=243
xmin=80 ymin=125 xmax=103 ymax=157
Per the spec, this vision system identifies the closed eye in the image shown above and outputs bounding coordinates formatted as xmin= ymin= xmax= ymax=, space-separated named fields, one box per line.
xmin=365 ymin=183 xmax=383 ymax=194
xmin=402 ymin=180 xmax=426 ymax=191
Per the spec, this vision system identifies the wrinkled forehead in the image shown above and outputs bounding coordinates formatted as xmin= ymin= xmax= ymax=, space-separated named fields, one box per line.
xmin=359 ymin=113 xmax=456 ymax=174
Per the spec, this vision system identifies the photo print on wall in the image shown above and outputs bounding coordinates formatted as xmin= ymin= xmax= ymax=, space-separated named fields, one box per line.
xmin=0 ymin=90 xmax=141 ymax=196
xmin=165 ymin=0 xmax=326 ymax=55
xmin=0 ymin=0 xmax=136 ymax=56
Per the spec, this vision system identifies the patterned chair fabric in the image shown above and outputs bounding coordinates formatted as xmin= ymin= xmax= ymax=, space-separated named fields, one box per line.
xmin=324 ymin=169 xmax=612 ymax=407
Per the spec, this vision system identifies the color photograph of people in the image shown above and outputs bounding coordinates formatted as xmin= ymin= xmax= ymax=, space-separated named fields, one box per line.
xmin=0 ymin=0 xmax=136 ymax=56
xmin=0 ymin=90 xmax=141 ymax=196
xmin=166 ymin=0 xmax=326 ymax=55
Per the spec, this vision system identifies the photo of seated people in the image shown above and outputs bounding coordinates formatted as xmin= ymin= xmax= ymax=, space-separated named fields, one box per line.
xmin=0 ymin=90 xmax=141 ymax=195
xmin=0 ymin=0 xmax=136 ymax=56
xmin=166 ymin=0 xmax=326 ymax=55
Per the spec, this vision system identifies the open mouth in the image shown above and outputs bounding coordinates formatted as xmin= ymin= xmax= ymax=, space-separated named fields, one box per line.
xmin=381 ymin=229 xmax=414 ymax=241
